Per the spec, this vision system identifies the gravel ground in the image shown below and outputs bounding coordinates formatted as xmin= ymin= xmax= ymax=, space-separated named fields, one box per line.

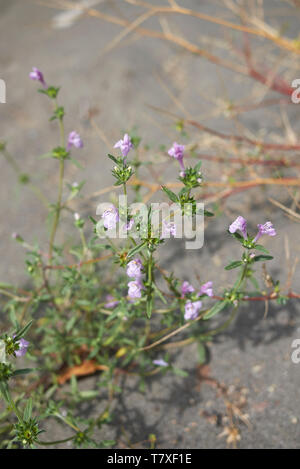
xmin=0 ymin=0 xmax=299 ymax=448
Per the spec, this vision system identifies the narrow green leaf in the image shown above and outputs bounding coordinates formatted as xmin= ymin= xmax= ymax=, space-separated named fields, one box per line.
xmin=225 ymin=260 xmax=243 ymax=270
xmin=127 ymin=242 xmax=147 ymax=259
xmin=14 ymin=320 xmax=33 ymax=341
xmin=12 ymin=368 xmax=37 ymax=377
xmin=146 ymin=297 xmax=153 ymax=319
xmin=89 ymin=216 xmax=97 ymax=225
xmin=0 ymin=382 xmax=11 ymax=404
xmin=161 ymin=186 xmax=179 ymax=203
xmin=254 ymin=244 xmax=270 ymax=254
xmin=23 ymin=398 xmax=33 ymax=422
xmin=108 ymin=154 xmax=119 ymax=165
xmin=228 ymin=230 xmax=244 ymax=243
xmin=203 ymin=300 xmax=228 ymax=320
xmin=253 ymin=255 xmax=274 ymax=262
xmin=69 ymin=157 xmax=83 ymax=169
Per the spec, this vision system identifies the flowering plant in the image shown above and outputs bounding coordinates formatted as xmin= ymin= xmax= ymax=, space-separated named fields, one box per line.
xmin=0 ymin=70 xmax=296 ymax=449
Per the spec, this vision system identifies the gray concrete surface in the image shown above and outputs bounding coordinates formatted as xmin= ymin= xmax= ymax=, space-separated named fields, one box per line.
xmin=0 ymin=0 xmax=299 ymax=448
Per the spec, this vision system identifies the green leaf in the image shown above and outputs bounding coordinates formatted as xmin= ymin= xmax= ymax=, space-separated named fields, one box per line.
xmin=23 ymin=398 xmax=33 ymax=422
xmin=12 ymin=368 xmax=37 ymax=377
xmin=108 ymin=154 xmax=119 ymax=165
xmin=197 ymin=208 xmax=214 ymax=217
xmin=0 ymin=382 xmax=10 ymax=403
xmin=203 ymin=300 xmax=228 ymax=320
xmin=204 ymin=210 xmax=214 ymax=217
xmin=146 ymin=297 xmax=153 ymax=319
xmin=225 ymin=260 xmax=243 ymax=270
xmin=172 ymin=367 xmax=188 ymax=377
xmin=69 ymin=157 xmax=83 ymax=169
xmin=89 ymin=216 xmax=97 ymax=225
xmin=254 ymin=245 xmax=270 ymax=254
xmin=253 ymin=255 xmax=274 ymax=262
xmin=194 ymin=161 xmax=202 ymax=172
xmin=39 ymin=152 xmax=53 ymax=159
xmin=161 ymin=186 xmax=179 ymax=203
xmin=78 ymin=390 xmax=99 ymax=400
xmin=14 ymin=320 xmax=33 ymax=341
xmin=127 ymin=242 xmax=147 ymax=259
xmin=228 ymin=230 xmax=244 ymax=243
xmin=197 ymin=343 xmax=206 ymax=364
xmin=66 ymin=316 xmax=77 ymax=333
xmin=153 ymin=283 xmax=167 ymax=304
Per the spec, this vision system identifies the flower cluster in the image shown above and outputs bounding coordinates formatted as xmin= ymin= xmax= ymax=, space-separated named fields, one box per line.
xmin=67 ymin=131 xmax=83 ymax=150
xmin=178 ymin=165 xmax=202 ymax=189
xmin=102 ymin=205 xmax=119 ymax=230
xmin=29 ymin=67 xmax=46 ymax=88
xmin=229 ymin=216 xmax=276 ymax=245
xmin=168 ymin=142 xmax=185 ymax=173
xmin=111 ymin=164 xmax=133 ymax=186
xmin=161 ymin=221 xmax=177 ymax=238
xmin=114 ymin=133 xmax=134 ymax=159
xmin=126 ymin=258 xmax=144 ymax=300
xmin=181 ymin=280 xmax=213 ymax=321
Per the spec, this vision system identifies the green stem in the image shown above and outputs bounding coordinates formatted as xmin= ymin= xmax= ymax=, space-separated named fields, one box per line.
xmin=79 ymin=228 xmax=88 ymax=254
xmin=37 ymin=436 xmax=74 ymax=446
xmin=48 ymin=105 xmax=65 ymax=263
xmin=48 ymin=157 xmax=65 ymax=262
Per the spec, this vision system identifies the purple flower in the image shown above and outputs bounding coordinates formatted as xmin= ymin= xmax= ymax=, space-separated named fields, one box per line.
xmin=161 ymin=221 xmax=176 ymax=238
xmin=254 ymin=221 xmax=276 ymax=243
xmin=153 ymin=359 xmax=168 ymax=367
xmin=184 ymin=300 xmax=202 ymax=321
xmin=198 ymin=281 xmax=213 ymax=297
xmin=15 ymin=338 xmax=29 ymax=358
xmin=126 ymin=258 xmax=143 ymax=279
xmin=102 ymin=205 xmax=119 ymax=230
xmin=29 ymin=67 xmax=47 ymax=88
xmin=229 ymin=216 xmax=247 ymax=240
xmin=168 ymin=142 xmax=185 ymax=172
xmin=67 ymin=131 xmax=83 ymax=150
xmin=114 ymin=133 xmax=134 ymax=158
xmin=123 ymin=218 xmax=134 ymax=232
xmin=105 ymin=295 xmax=119 ymax=309
xmin=181 ymin=281 xmax=195 ymax=296
xmin=128 ymin=280 xmax=143 ymax=299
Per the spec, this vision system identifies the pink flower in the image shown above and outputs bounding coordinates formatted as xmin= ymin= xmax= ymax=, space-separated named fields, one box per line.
xmin=15 ymin=338 xmax=29 ymax=358
xmin=102 ymin=205 xmax=119 ymax=230
xmin=161 ymin=221 xmax=176 ymax=238
xmin=184 ymin=300 xmax=202 ymax=321
xmin=114 ymin=133 xmax=134 ymax=158
xmin=153 ymin=359 xmax=168 ymax=367
xmin=168 ymin=142 xmax=185 ymax=171
xmin=181 ymin=281 xmax=195 ymax=296
xmin=229 ymin=216 xmax=247 ymax=240
xmin=128 ymin=280 xmax=143 ymax=299
xmin=123 ymin=218 xmax=134 ymax=232
xmin=29 ymin=67 xmax=46 ymax=88
xmin=126 ymin=258 xmax=143 ymax=279
xmin=67 ymin=131 xmax=83 ymax=150
xmin=253 ymin=221 xmax=276 ymax=243
xmin=104 ymin=295 xmax=119 ymax=308
xmin=198 ymin=281 xmax=213 ymax=297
